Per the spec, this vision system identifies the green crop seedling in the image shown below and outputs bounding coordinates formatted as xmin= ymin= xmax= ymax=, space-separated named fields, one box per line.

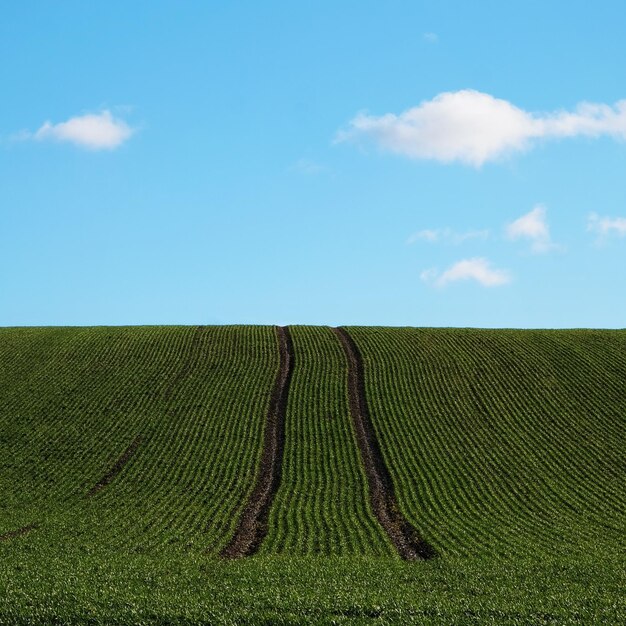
xmin=0 ymin=326 xmax=624 ymax=624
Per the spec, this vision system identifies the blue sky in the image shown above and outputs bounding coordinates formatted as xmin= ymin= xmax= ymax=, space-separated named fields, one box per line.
xmin=2 ymin=1 xmax=625 ymax=328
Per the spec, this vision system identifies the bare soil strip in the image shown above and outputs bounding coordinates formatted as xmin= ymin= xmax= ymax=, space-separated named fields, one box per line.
xmin=0 ymin=523 xmax=38 ymax=542
xmin=220 ymin=325 xmax=294 ymax=558
xmin=87 ymin=436 xmax=142 ymax=497
xmin=163 ymin=325 xmax=206 ymax=400
xmin=333 ymin=327 xmax=436 ymax=560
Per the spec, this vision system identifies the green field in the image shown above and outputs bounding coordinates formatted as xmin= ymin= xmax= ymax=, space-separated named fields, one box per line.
xmin=0 ymin=326 xmax=624 ymax=624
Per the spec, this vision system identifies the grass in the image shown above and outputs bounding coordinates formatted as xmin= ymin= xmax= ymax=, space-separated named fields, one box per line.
xmin=1 ymin=548 xmax=623 ymax=624
xmin=0 ymin=325 xmax=624 ymax=623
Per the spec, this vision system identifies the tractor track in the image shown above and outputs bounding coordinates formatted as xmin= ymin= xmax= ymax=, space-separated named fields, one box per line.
xmin=333 ymin=327 xmax=435 ymax=560
xmin=0 ymin=522 xmax=38 ymax=542
xmin=87 ymin=435 xmax=142 ymax=497
xmin=220 ymin=325 xmax=294 ymax=558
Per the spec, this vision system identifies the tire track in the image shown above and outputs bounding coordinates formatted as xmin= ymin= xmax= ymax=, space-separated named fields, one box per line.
xmin=0 ymin=522 xmax=38 ymax=542
xmin=220 ymin=326 xmax=294 ymax=558
xmin=333 ymin=327 xmax=435 ymax=560
xmin=0 ymin=522 xmax=39 ymax=541
xmin=87 ymin=436 xmax=142 ymax=497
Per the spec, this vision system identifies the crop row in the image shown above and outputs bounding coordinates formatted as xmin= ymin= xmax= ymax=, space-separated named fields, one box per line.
xmin=0 ymin=326 xmax=624 ymax=562
xmin=0 ymin=326 xmax=279 ymax=555
xmin=348 ymin=327 xmax=626 ymax=559
xmin=259 ymin=326 xmax=392 ymax=556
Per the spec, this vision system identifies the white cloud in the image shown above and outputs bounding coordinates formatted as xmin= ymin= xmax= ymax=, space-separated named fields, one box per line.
xmin=506 ymin=205 xmax=557 ymax=253
xmin=422 ymin=257 xmax=511 ymax=288
xmin=336 ymin=90 xmax=626 ymax=166
xmin=587 ymin=212 xmax=626 ymax=239
xmin=423 ymin=32 xmax=438 ymax=43
xmin=33 ymin=110 xmax=133 ymax=150
xmin=407 ymin=228 xmax=489 ymax=245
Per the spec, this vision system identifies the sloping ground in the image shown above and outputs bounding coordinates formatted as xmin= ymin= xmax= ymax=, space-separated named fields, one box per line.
xmin=0 ymin=326 xmax=278 ymax=554
xmin=348 ymin=327 xmax=626 ymax=560
xmin=259 ymin=326 xmax=392 ymax=556
xmin=221 ymin=326 xmax=294 ymax=558
xmin=0 ymin=325 xmax=624 ymax=623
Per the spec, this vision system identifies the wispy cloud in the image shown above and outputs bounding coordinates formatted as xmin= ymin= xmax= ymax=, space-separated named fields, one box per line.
xmin=419 ymin=268 xmax=439 ymax=283
xmin=422 ymin=257 xmax=511 ymax=288
xmin=26 ymin=110 xmax=134 ymax=150
xmin=506 ymin=205 xmax=559 ymax=253
xmin=407 ymin=227 xmax=489 ymax=245
xmin=409 ymin=229 xmax=440 ymax=243
xmin=290 ymin=158 xmax=326 ymax=175
xmin=423 ymin=32 xmax=438 ymax=43
xmin=587 ymin=212 xmax=626 ymax=240
xmin=336 ymin=89 xmax=626 ymax=166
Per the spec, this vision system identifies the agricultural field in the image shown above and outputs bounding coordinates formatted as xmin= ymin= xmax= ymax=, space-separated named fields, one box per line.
xmin=0 ymin=325 xmax=624 ymax=624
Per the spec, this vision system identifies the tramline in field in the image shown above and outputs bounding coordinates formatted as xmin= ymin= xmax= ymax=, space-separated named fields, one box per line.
xmin=0 ymin=325 xmax=624 ymax=623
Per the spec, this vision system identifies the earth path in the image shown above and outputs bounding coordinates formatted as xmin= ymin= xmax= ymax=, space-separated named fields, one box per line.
xmin=333 ymin=327 xmax=435 ymax=560
xmin=87 ymin=436 xmax=142 ymax=497
xmin=220 ymin=325 xmax=294 ymax=558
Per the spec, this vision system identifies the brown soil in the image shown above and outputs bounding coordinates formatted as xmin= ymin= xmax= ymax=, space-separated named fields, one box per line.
xmin=0 ymin=522 xmax=38 ymax=542
xmin=87 ymin=435 xmax=142 ymax=497
xmin=219 ymin=325 xmax=294 ymax=558
xmin=332 ymin=327 xmax=436 ymax=560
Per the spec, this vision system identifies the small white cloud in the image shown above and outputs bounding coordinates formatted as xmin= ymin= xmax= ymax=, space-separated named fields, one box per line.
xmin=423 ymin=32 xmax=438 ymax=43
xmin=407 ymin=227 xmax=489 ymax=245
xmin=336 ymin=90 xmax=626 ymax=166
xmin=587 ymin=212 xmax=626 ymax=239
xmin=32 ymin=110 xmax=134 ymax=150
xmin=506 ymin=205 xmax=558 ymax=253
xmin=422 ymin=257 xmax=511 ymax=288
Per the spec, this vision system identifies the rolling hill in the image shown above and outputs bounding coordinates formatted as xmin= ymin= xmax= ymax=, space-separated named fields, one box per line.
xmin=0 ymin=326 xmax=624 ymax=624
